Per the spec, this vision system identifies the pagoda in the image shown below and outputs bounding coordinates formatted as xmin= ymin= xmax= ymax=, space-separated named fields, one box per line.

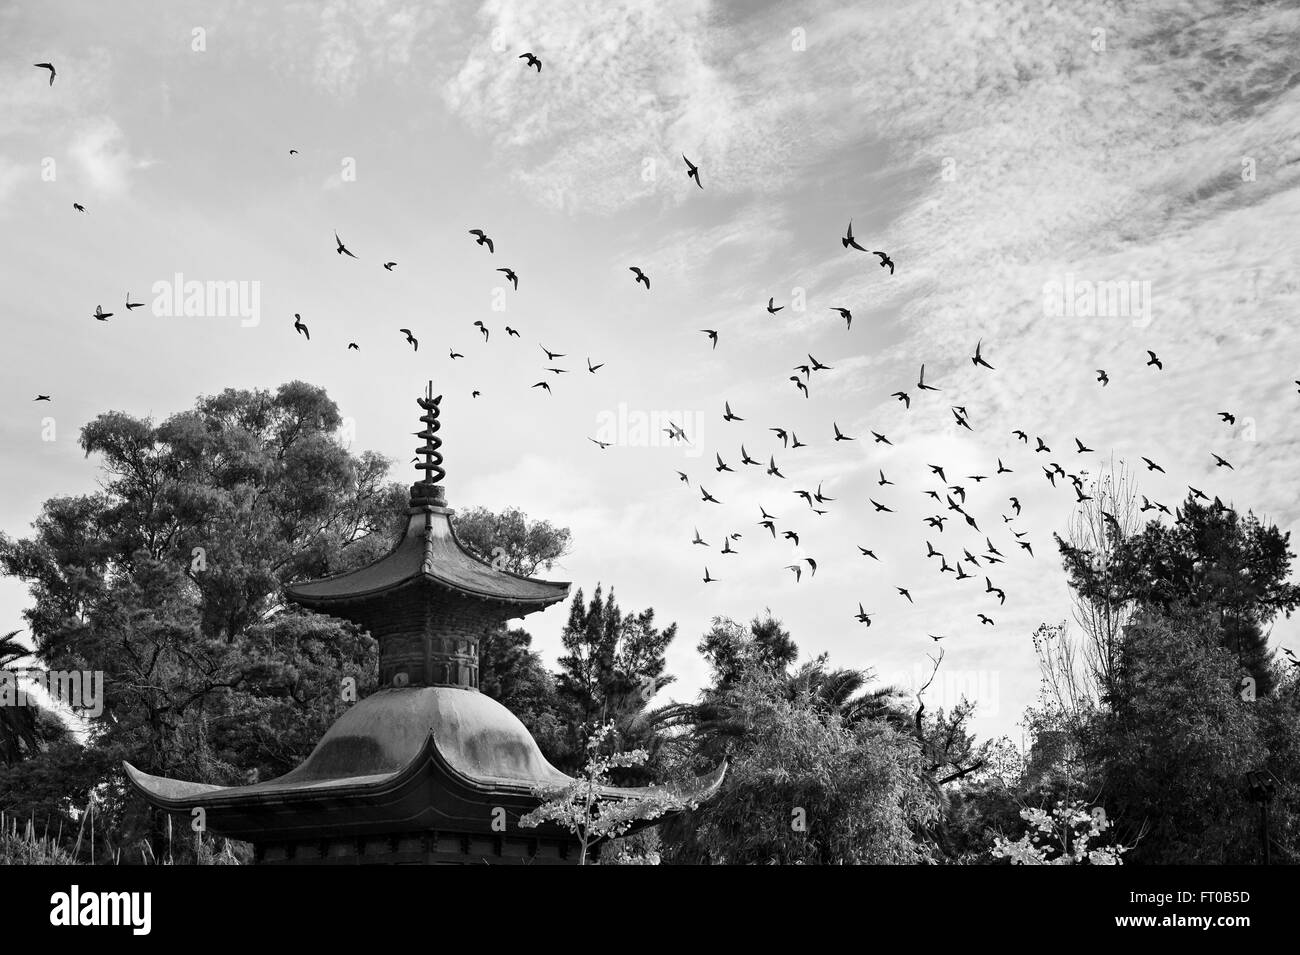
xmin=125 ymin=384 xmax=723 ymax=864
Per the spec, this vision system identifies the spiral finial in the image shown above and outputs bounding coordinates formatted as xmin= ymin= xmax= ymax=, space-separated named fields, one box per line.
xmin=410 ymin=382 xmax=446 ymax=506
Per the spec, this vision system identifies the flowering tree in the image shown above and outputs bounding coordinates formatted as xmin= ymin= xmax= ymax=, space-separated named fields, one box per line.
xmin=519 ymin=721 xmax=694 ymax=865
xmin=991 ymin=799 xmax=1128 ymax=865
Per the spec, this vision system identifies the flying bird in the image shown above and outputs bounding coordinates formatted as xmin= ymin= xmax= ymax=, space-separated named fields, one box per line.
xmin=449 ymin=349 xmax=464 ymax=360
xmin=505 ymin=327 xmax=520 ymax=337
xmin=833 ymin=422 xmax=854 ymax=442
xmin=383 ymin=262 xmax=396 ymax=271
xmin=1141 ymin=456 xmax=1164 ymax=473
xmin=682 ymin=154 xmax=702 ymax=188
xmin=897 ymin=587 xmax=913 ymax=604
xmin=399 ymin=328 xmax=418 ymax=350
xmin=702 ymin=329 xmax=718 ymax=349
xmin=347 ymin=342 xmax=359 ymax=351
xmin=703 ymin=567 xmax=715 ymax=584
xmin=1146 ymin=350 xmax=1162 ymax=370
xmin=917 ymin=364 xmax=939 ymax=391
xmin=871 ymin=431 xmax=892 ymax=445
xmin=292 ymin=313 xmax=308 ymax=338
xmin=588 ymin=437 xmax=609 ymax=449
xmin=1096 ymin=369 xmax=1109 ymax=386
xmin=1212 ymin=453 xmax=1234 ymax=469
xmin=842 ymin=220 xmax=867 ymax=252
xmin=790 ymin=376 xmax=808 ymax=398
xmin=854 ymin=604 xmax=873 ymax=625
xmin=519 ymin=52 xmax=542 ymax=72
xmin=334 ymin=232 xmax=357 ymax=258
xmin=892 ymin=391 xmax=911 ymax=409
xmin=873 ymin=251 xmax=894 ymax=274
xmin=1219 ymin=411 xmax=1235 ymax=425
xmin=829 ymin=307 xmax=852 ymax=329
xmin=34 ymin=395 xmax=50 ymax=401
xmin=34 ymin=62 xmax=56 ymax=85
xmin=587 ymin=358 xmax=604 ymax=373
xmin=629 ymin=267 xmax=650 ymax=289
xmin=468 ymin=229 xmax=494 ymax=253
xmin=1075 ymin=438 xmax=1094 ymax=454
xmin=723 ymin=401 xmax=743 ymax=422
xmin=540 ymin=345 xmax=565 ymax=361
xmin=971 ymin=340 xmax=994 ymax=369
xmin=124 ymin=294 xmax=144 ymax=310
xmin=766 ymin=297 xmax=783 ymax=315
xmin=73 ymin=203 xmax=87 ymax=213
xmin=496 ymin=267 xmax=518 ymax=290
xmin=700 ymin=487 xmax=721 ymax=504
xmin=532 ymin=381 xmax=551 ymax=394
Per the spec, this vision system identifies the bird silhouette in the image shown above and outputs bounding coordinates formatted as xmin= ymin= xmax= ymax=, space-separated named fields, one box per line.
xmin=589 ymin=437 xmax=610 ymax=449
xmin=785 ymin=564 xmax=803 ymax=583
xmin=971 ymin=339 xmax=994 ymax=369
xmin=293 ymin=313 xmax=308 ymax=339
xmin=703 ymin=567 xmax=715 ymax=583
xmin=1212 ymin=453 xmax=1234 ymax=469
xmin=790 ymin=376 xmax=808 ymax=398
xmin=767 ymin=456 xmax=785 ymax=479
xmin=740 ymin=446 xmax=760 ymax=466
xmin=505 ymin=327 xmax=520 ymax=338
xmin=842 ymin=220 xmax=867 ymax=252
xmin=715 ymin=453 xmax=733 ymax=473
xmin=897 ymin=587 xmax=913 ymax=603
xmin=399 ymin=328 xmax=417 ymax=350
xmin=347 ymin=342 xmax=359 ymax=351
xmin=73 ymin=203 xmax=86 ymax=213
xmin=997 ymin=459 xmax=1011 ymax=474
xmin=34 ymin=62 xmax=56 ymax=85
xmin=1218 ymin=411 xmax=1235 ymax=425
xmin=702 ymin=329 xmax=718 ymax=349
xmin=497 ymin=268 xmax=518 ymax=289
xmin=1075 ymin=438 xmax=1094 ymax=453
xmin=917 ymin=364 xmax=939 ymax=391
xmin=871 ymin=431 xmax=892 ymax=445
xmin=829 ymin=307 xmax=852 ymax=330
xmin=766 ymin=297 xmax=783 ymax=315
xmin=34 ymin=395 xmax=50 ymax=401
xmin=383 ymin=262 xmax=396 ymax=271
xmin=519 ymin=52 xmax=542 ymax=72
xmin=1096 ymin=369 xmax=1109 ymax=386
xmin=1035 ymin=437 xmax=1050 ymax=453
xmin=770 ymin=428 xmax=789 ymax=448
xmin=1146 ymin=350 xmax=1162 ymax=370
xmin=629 ymin=267 xmax=650 ymax=289
xmin=723 ymin=401 xmax=743 ymax=422
xmin=334 ymin=232 xmax=357 ymax=258
xmin=1141 ymin=456 xmax=1164 ymax=473
xmin=855 ymin=604 xmax=872 ymax=625
xmin=124 ymin=294 xmax=144 ymax=310
xmin=892 ymin=391 xmax=911 ymax=409
xmin=683 ymin=154 xmax=702 ymax=188
xmin=532 ymin=381 xmax=551 ymax=394
xmin=692 ymin=527 xmax=708 ymax=546
xmin=469 ymin=229 xmax=494 ymax=253
xmin=878 ymin=470 xmax=893 ymax=486
xmin=449 ymin=349 xmax=464 ymax=360
xmin=700 ymin=487 xmax=721 ymax=504
xmin=540 ymin=344 xmax=565 ymax=361
xmin=587 ymin=358 xmax=604 ymax=373
xmin=473 ymin=320 xmax=489 ymax=342
xmin=858 ymin=546 xmax=878 ymax=560
xmin=870 ymin=499 xmax=894 ymax=513
xmin=873 ymin=251 xmax=894 ymax=274
xmin=978 ymin=614 xmax=994 ymax=626
xmin=833 ymin=422 xmax=854 ymax=442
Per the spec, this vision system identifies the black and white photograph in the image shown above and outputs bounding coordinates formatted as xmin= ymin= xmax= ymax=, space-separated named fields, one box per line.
xmin=0 ymin=0 xmax=1293 ymax=935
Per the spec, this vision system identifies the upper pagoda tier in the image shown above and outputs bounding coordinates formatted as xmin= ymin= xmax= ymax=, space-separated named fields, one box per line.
xmin=284 ymin=384 xmax=569 ymax=691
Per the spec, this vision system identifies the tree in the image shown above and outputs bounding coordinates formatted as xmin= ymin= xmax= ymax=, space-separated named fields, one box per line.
xmin=518 ymin=721 xmax=693 ymax=865
xmin=668 ymin=667 xmax=936 ymax=864
xmin=1057 ymin=494 xmax=1299 ymax=696
xmin=452 ymin=505 xmax=571 ymax=577
xmin=477 ymin=627 xmax=565 ymax=761
xmin=0 ymin=382 xmax=401 ymax=854
xmin=554 ymin=585 xmax=676 ymax=769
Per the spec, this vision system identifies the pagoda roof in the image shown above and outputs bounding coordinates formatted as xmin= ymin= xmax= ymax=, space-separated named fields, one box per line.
xmin=123 ymin=687 xmax=725 ymax=843
xmin=284 ymin=505 xmax=570 ymax=608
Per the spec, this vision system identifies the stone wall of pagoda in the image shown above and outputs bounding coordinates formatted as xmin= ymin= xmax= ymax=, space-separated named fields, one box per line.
xmin=364 ymin=585 xmax=511 ymax=690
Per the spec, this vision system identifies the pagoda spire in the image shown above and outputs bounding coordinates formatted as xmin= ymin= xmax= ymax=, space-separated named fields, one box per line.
xmin=411 ymin=381 xmax=446 ymax=507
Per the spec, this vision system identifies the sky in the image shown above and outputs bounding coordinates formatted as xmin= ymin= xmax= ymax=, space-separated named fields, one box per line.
xmin=2 ymin=0 xmax=1299 ymax=744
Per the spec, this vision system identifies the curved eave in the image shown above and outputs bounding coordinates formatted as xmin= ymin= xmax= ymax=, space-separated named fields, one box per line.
xmin=123 ymin=741 xmax=724 ymax=843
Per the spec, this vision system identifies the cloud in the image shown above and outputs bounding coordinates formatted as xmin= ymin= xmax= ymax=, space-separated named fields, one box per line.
xmin=69 ymin=117 xmax=146 ymax=196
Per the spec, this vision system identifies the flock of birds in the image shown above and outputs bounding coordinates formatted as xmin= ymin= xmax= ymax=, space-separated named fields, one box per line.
xmin=26 ymin=53 xmax=1270 ymax=651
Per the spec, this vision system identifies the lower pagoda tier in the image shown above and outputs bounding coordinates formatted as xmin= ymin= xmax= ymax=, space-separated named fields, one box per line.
xmin=125 ymin=686 xmax=726 ymax=865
